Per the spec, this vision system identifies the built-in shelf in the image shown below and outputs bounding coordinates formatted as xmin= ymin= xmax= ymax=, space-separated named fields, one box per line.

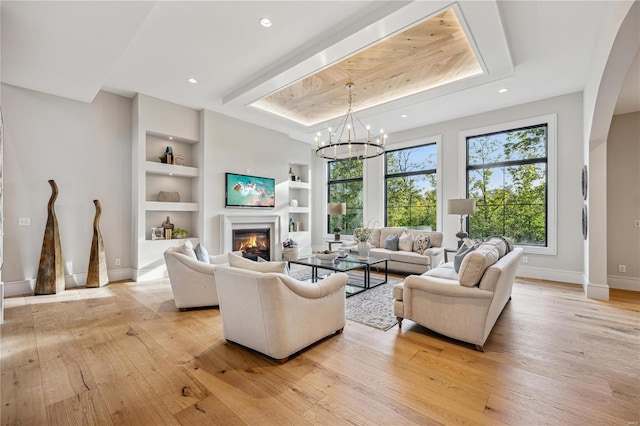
xmin=288 ymin=181 xmax=310 ymax=190
xmin=145 ymin=201 xmax=198 ymax=211
xmin=288 ymin=206 xmax=310 ymax=214
xmin=145 ymin=161 xmax=199 ymax=177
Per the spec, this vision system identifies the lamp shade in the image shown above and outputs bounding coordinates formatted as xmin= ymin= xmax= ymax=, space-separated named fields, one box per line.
xmin=447 ymin=198 xmax=476 ymax=215
xmin=328 ymin=202 xmax=347 ymax=215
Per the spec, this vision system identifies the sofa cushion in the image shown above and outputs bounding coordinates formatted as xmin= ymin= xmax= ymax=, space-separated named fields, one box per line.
xmin=228 ymin=252 xmax=288 ymax=274
xmin=454 ymin=244 xmax=475 ymax=273
xmin=371 ymin=228 xmax=382 ymax=248
xmin=398 ymin=231 xmax=413 ymax=252
xmin=408 ymin=230 xmax=443 ymax=248
xmin=413 ymin=233 xmax=431 ymax=254
xmin=389 ymin=250 xmax=432 ymax=266
xmin=483 ymin=236 xmax=514 ymax=258
xmin=379 ymin=227 xmax=405 ymax=248
xmin=194 ymin=243 xmax=210 ymax=263
xmin=422 ymin=263 xmax=459 ymax=280
xmin=178 ymin=240 xmax=198 ymax=260
xmin=458 ymin=243 xmax=500 ymax=287
xmin=384 ymin=233 xmax=400 ymax=251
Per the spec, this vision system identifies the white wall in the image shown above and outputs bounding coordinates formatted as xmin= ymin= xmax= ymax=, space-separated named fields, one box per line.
xmin=312 ymin=92 xmax=585 ymax=284
xmin=607 ymin=111 xmax=640 ymax=291
xmin=1 ymin=84 xmax=132 ymax=295
xmin=201 ymin=110 xmax=313 ymax=254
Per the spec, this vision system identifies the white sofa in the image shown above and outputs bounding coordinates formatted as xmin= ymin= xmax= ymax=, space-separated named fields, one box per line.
xmin=393 ymin=239 xmax=523 ymax=351
xmin=344 ymin=227 xmax=444 ymax=274
xmin=214 ymin=264 xmax=348 ymax=362
xmin=163 ymin=247 xmax=236 ymax=310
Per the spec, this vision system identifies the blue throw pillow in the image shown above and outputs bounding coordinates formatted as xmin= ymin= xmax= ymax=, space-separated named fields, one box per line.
xmin=384 ymin=234 xmax=400 ymax=251
xmin=194 ymin=243 xmax=210 ymax=263
xmin=454 ymin=245 xmax=475 ymax=273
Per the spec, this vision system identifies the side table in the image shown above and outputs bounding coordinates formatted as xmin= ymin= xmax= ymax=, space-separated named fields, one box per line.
xmin=444 ymin=248 xmax=458 ymax=263
xmin=326 ymin=240 xmax=346 ymax=251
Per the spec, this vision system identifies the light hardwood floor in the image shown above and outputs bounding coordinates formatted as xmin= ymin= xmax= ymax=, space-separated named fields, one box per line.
xmin=1 ymin=275 xmax=638 ymax=425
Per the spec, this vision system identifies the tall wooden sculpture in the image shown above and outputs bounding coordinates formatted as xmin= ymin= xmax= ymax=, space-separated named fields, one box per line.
xmin=86 ymin=199 xmax=108 ymax=287
xmin=35 ymin=180 xmax=65 ymax=294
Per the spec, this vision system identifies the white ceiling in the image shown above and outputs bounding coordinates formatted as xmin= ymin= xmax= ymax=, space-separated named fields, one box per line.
xmin=1 ymin=1 xmax=638 ymax=144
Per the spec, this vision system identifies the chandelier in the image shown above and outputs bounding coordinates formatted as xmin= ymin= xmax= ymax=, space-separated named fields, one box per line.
xmin=315 ymin=83 xmax=386 ymax=161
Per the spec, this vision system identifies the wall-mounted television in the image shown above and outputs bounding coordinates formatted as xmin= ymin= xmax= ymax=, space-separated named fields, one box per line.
xmin=225 ymin=172 xmax=275 ymax=208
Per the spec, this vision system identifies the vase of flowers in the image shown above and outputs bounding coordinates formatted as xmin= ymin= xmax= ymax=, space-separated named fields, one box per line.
xmin=354 ymin=226 xmax=373 ymax=260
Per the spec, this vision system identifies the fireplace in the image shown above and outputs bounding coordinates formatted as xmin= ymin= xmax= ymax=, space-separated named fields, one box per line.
xmin=220 ymin=214 xmax=281 ymax=261
xmin=233 ymin=228 xmax=270 ymax=261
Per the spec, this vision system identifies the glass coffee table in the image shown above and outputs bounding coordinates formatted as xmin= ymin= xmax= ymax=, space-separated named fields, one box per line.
xmin=288 ymin=254 xmax=387 ymax=297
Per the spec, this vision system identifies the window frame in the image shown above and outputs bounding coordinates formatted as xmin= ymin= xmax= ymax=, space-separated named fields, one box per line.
xmin=458 ymin=114 xmax=557 ymax=255
xmin=384 ymin=142 xmax=438 ymax=229
xmin=326 ymin=159 xmax=363 ymax=236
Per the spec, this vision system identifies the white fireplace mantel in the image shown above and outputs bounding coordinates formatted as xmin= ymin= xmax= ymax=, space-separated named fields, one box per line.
xmin=220 ymin=214 xmax=281 ymax=260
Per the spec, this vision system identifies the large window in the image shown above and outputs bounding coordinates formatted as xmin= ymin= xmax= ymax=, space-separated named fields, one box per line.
xmin=385 ymin=143 xmax=437 ymax=229
xmin=466 ymin=123 xmax=548 ymax=246
xmin=327 ymin=159 xmax=363 ymax=235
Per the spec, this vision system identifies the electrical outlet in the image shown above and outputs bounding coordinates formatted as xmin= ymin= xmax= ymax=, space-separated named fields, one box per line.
xmin=619 ymin=264 xmax=626 ymax=273
xmin=522 ymin=256 xmax=528 ymax=264
xmin=115 ymin=258 xmax=121 ymax=266
xmin=634 ymin=219 xmax=640 ymax=228
xmin=18 ymin=217 xmax=31 ymax=226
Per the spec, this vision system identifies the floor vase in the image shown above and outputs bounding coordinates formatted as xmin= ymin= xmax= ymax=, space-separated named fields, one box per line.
xmin=35 ymin=180 xmax=65 ymax=295
xmin=86 ymin=200 xmax=109 ymax=287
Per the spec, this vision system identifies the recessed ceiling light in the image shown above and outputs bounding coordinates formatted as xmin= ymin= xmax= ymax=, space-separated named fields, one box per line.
xmin=401 ymin=114 xmax=408 ymax=118
xmin=259 ymin=18 xmax=272 ymax=28
xmin=169 ymin=136 xmax=173 ymax=140
xmin=187 ymin=77 xmax=198 ymax=84
xmin=498 ymin=88 xmax=508 ymax=93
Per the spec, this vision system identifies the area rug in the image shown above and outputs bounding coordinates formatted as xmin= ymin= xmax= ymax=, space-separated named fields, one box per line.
xmin=289 ymin=268 xmax=400 ymax=331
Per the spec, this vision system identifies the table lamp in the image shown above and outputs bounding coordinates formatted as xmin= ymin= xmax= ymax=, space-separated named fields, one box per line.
xmin=328 ymin=202 xmax=347 ymax=241
xmin=447 ymin=198 xmax=476 ymax=248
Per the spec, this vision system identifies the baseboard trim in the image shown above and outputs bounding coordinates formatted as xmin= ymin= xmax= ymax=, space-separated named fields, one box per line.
xmin=516 ymin=265 xmax=584 ymax=285
xmin=585 ymin=281 xmax=609 ymax=300
xmin=132 ymin=266 xmax=168 ymax=282
xmin=3 ymin=268 xmax=135 ymax=297
xmin=608 ymin=275 xmax=640 ymax=292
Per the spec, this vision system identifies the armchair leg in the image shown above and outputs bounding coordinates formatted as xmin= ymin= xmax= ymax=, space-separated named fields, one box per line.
xmin=275 ymin=356 xmax=289 ymax=364
xmin=475 ymin=344 xmax=485 ymax=352
xmin=397 ymin=317 xmax=403 ymax=328
xmin=336 ymin=327 xmax=344 ymax=334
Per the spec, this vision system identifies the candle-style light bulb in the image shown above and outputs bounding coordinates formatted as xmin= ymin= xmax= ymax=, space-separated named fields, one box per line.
xmin=347 ymin=124 xmax=351 ymax=141
xmin=366 ymin=125 xmax=371 ymax=141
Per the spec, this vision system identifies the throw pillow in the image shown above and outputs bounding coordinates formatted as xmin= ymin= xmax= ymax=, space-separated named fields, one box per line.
xmin=458 ymin=244 xmax=500 ymax=287
xmin=178 ymin=240 xmax=198 ymax=260
xmin=194 ymin=243 xmax=210 ymax=263
xmin=454 ymin=245 xmax=475 ymax=273
xmin=384 ymin=233 xmax=400 ymax=251
xmin=398 ymin=231 xmax=413 ymax=252
xmin=413 ymin=233 xmax=431 ymax=255
xmin=228 ymin=252 xmax=288 ymax=274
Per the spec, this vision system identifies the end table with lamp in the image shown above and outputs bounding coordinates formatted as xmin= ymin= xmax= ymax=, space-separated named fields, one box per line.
xmin=448 ymin=198 xmax=476 ymax=248
xmin=328 ymin=202 xmax=346 ymax=241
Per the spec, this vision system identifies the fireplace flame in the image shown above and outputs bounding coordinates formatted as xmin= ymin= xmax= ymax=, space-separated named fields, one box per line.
xmin=238 ymin=233 xmax=268 ymax=252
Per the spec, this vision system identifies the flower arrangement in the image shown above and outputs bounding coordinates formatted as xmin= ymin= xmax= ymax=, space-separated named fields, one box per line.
xmin=353 ymin=227 xmax=373 ymax=242
xmin=172 ymin=228 xmax=188 ymax=239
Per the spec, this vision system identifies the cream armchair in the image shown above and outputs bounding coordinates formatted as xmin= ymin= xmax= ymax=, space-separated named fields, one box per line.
xmin=164 ymin=247 xmax=237 ymax=310
xmin=214 ymin=265 xmax=348 ymax=362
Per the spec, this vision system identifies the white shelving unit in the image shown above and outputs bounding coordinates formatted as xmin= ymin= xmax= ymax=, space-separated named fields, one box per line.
xmin=286 ymin=164 xmax=311 ymax=258
xmin=132 ymin=95 xmax=203 ymax=280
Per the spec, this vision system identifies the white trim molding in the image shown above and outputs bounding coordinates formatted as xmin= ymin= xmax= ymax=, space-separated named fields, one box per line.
xmin=517 ymin=266 xmax=584 ymax=285
xmin=608 ymin=275 xmax=640 ymax=292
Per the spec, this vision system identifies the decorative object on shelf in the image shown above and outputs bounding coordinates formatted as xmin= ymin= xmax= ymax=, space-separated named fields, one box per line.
xmin=86 ymin=199 xmax=109 ymax=288
xmin=289 ymin=199 xmax=298 ymax=208
xmin=282 ymin=238 xmax=299 ymax=261
xmin=160 ymin=146 xmax=173 ymax=164
xmin=315 ymin=83 xmax=386 ymax=161
xmin=289 ymin=165 xmax=296 ymax=181
xmin=162 ymin=216 xmax=174 ymax=239
xmin=354 ymin=225 xmax=373 ymax=260
xmin=289 ymin=217 xmax=295 ymax=232
xmin=582 ymin=204 xmax=588 ymax=240
xmin=448 ymin=198 xmax=476 ymax=248
xmin=295 ymin=221 xmax=301 ymax=232
xmin=35 ymin=179 xmax=65 ymax=295
xmin=174 ymin=154 xmax=185 ymax=166
xmin=151 ymin=227 xmax=164 ymax=240
xmin=157 ymin=191 xmax=180 ymax=202
xmin=328 ymin=202 xmax=347 ymax=240
xmin=581 ymin=165 xmax=588 ymax=201
xmin=173 ymin=228 xmax=188 ymax=239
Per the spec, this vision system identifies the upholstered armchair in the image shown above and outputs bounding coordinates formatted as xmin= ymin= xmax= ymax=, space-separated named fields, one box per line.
xmin=163 ymin=247 xmax=236 ymax=310
xmin=214 ymin=265 xmax=348 ymax=362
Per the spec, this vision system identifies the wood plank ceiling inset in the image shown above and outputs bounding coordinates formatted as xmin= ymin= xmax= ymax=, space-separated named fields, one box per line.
xmin=252 ymin=8 xmax=483 ymax=126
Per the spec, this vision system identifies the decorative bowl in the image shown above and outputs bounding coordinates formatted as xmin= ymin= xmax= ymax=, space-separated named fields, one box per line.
xmin=315 ymin=251 xmax=339 ymax=262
